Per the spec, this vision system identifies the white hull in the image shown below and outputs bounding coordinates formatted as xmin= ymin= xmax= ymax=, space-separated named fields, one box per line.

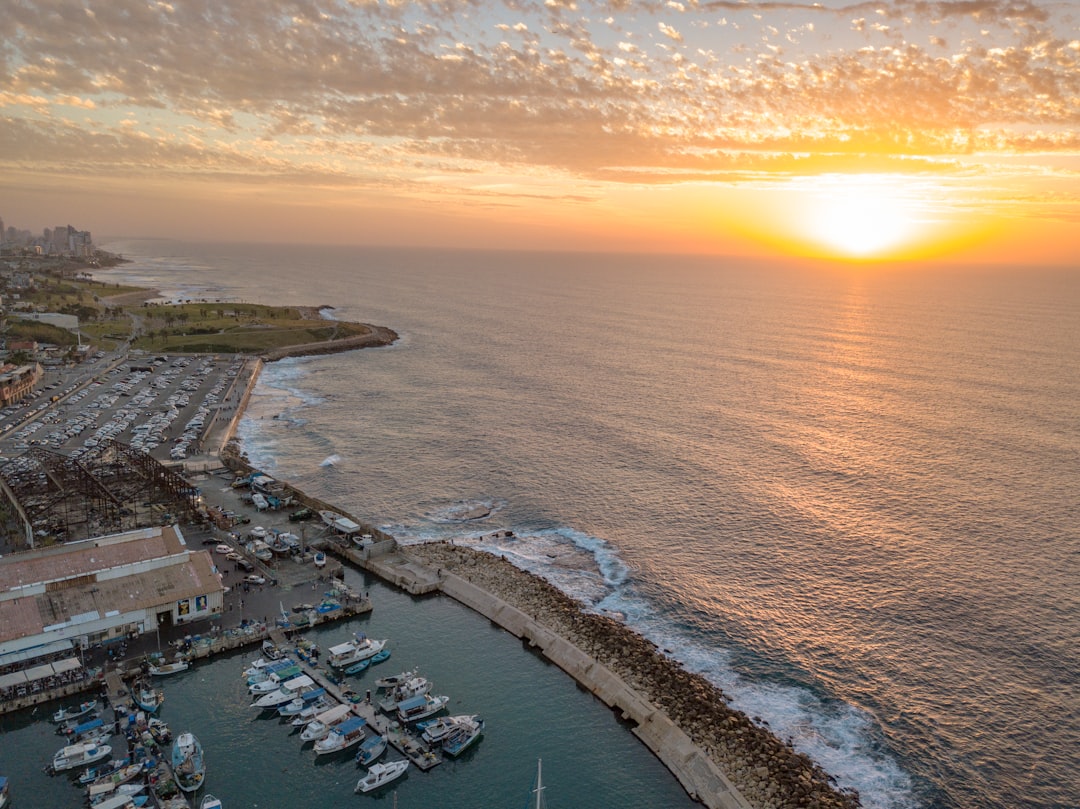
xmin=355 ymin=760 xmax=409 ymax=793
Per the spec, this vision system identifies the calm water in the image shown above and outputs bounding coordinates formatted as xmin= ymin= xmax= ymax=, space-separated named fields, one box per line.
xmin=81 ymin=241 xmax=1079 ymax=809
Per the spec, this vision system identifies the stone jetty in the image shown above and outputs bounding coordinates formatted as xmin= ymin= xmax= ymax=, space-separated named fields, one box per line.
xmin=403 ymin=542 xmax=861 ymax=809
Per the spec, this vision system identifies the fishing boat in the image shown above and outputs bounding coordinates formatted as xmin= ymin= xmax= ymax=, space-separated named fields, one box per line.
xmin=91 ymin=794 xmax=139 ymax=809
xmin=249 ymin=664 xmax=302 ymax=692
xmin=299 ymin=703 xmax=353 ymax=742
xmin=61 ymin=717 xmax=108 ymax=743
xmin=133 ymin=680 xmax=165 ymax=713
xmin=50 ymin=741 xmax=113 ymax=773
xmin=147 ymin=659 xmax=189 ymax=677
xmin=374 ymin=668 xmax=418 ymax=690
xmin=396 ymin=693 xmax=449 ymax=724
xmin=200 ymin=795 xmax=222 ymax=809
xmin=170 ymin=732 xmax=205 ymax=793
xmin=85 ymin=763 xmax=145 ymax=801
xmin=354 ymin=759 xmax=409 ymax=793
xmin=441 ymin=715 xmax=485 ymax=757
xmin=0 ymin=776 xmax=9 ymax=809
xmin=327 ymin=632 xmax=388 ymax=669
xmin=313 ymin=716 xmax=367 ymax=756
xmin=246 ymin=657 xmax=297 ymax=685
xmin=52 ymin=699 xmax=98 ymax=723
xmin=355 ymin=733 xmax=387 ymax=766
xmin=146 ymin=717 xmax=172 ymax=745
xmin=78 ymin=759 xmax=131 ymax=786
xmin=419 ymin=714 xmax=479 ymax=744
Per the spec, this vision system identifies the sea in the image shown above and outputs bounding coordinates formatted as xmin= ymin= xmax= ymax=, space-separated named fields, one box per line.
xmin=6 ymin=240 xmax=1076 ymax=809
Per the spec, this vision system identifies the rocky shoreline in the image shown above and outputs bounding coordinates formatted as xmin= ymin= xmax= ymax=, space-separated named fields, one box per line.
xmin=407 ymin=542 xmax=861 ymax=809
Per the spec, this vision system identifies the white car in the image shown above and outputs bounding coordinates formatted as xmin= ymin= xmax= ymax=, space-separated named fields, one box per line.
xmin=244 ymin=574 xmax=267 ymax=586
xmin=214 ymin=544 xmax=232 ymax=554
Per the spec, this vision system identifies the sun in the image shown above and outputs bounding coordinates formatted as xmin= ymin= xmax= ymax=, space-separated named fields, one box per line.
xmin=803 ymin=175 xmax=921 ymax=259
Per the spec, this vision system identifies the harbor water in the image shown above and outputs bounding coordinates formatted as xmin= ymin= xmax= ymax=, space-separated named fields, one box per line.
xmin=73 ymin=240 xmax=1080 ymax=809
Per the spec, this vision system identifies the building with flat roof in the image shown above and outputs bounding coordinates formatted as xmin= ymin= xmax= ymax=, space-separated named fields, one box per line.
xmin=0 ymin=524 xmax=224 ymax=669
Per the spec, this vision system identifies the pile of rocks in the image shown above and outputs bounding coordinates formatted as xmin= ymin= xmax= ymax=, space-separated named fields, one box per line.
xmin=408 ymin=542 xmax=860 ymax=809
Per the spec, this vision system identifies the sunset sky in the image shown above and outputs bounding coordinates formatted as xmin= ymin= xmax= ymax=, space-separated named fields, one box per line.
xmin=2 ymin=0 xmax=1078 ymax=263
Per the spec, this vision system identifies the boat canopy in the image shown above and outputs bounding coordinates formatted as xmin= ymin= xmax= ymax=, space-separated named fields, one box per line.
xmin=299 ymin=687 xmax=327 ymax=702
xmin=396 ymin=695 xmax=427 ymax=712
xmin=332 ymin=716 xmax=366 ymax=735
xmin=333 ymin=517 xmax=361 ymax=535
xmin=281 ymin=674 xmax=315 ymax=691
xmin=328 ymin=642 xmax=356 ymax=657
xmin=71 ymin=718 xmax=104 ymax=735
xmin=314 ymin=704 xmax=353 ymax=724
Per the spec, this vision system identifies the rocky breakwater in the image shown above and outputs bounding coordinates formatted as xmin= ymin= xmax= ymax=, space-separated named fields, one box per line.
xmin=407 ymin=543 xmax=860 ymax=809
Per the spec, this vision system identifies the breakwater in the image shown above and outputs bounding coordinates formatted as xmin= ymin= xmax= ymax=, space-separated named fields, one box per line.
xmin=402 ymin=543 xmax=861 ymax=809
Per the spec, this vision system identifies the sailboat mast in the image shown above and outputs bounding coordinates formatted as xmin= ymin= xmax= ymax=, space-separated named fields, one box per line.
xmin=534 ymin=758 xmax=544 ymax=809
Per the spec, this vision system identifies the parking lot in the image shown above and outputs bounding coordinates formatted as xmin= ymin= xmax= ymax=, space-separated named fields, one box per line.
xmin=0 ymin=351 xmax=250 ymax=467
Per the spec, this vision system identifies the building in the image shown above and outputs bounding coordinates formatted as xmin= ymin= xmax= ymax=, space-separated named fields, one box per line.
xmin=0 ymin=524 xmax=225 ymax=671
xmin=0 ymin=362 xmax=42 ymax=406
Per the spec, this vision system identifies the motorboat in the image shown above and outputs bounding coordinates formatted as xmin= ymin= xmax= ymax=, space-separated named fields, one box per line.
xmin=327 ymin=632 xmax=388 ymax=669
xmin=378 ymin=675 xmax=431 ymax=711
xmin=419 ymin=714 xmax=479 ymax=744
xmin=313 ymin=716 xmax=367 ymax=756
xmin=288 ymin=698 xmax=336 ymax=727
xmin=249 ymin=664 xmax=302 ymax=693
xmin=396 ymin=693 xmax=449 ymax=724
xmin=313 ymin=551 xmax=326 ymax=568
xmin=52 ymin=699 xmax=98 ymax=723
xmin=441 ymin=715 xmax=485 ymax=757
xmin=252 ymin=674 xmax=317 ymax=709
xmin=245 ymin=656 xmax=295 ymax=683
xmin=355 ymin=759 xmax=409 ymax=793
xmin=299 ymin=703 xmax=352 ymax=742
xmin=170 ymin=732 xmax=205 ymax=793
xmin=374 ymin=668 xmax=418 ymax=690
xmin=355 ymin=734 xmax=387 ymax=766
xmin=200 ymin=795 xmax=223 ymax=809
xmin=147 ymin=659 xmax=189 ymax=677
xmin=368 ymin=648 xmax=391 ymax=666
xmin=91 ymin=795 xmax=139 ymax=809
xmin=50 ymin=741 xmax=113 ymax=773
xmin=277 ymin=688 xmax=329 ymax=716
xmin=78 ymin=759 xmax=131 ymax=786
xmin=85 ymin=763 xmax=144 ymax=801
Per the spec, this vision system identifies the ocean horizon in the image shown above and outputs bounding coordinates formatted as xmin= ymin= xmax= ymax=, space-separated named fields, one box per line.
xmin=87 ymin=239 xmax=1078 ymax=809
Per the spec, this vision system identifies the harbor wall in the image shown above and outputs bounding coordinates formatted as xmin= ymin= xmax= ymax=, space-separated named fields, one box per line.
xmin=435 ymin=570 xmax=753 ymax=809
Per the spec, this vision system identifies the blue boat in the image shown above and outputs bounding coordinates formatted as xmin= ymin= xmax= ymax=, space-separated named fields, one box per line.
xmin=63 ymin=717 xmax=105 ymax=742
xmin=441 ymin=716 xmax=485 ymax=757
xmin=369 ymin=648 xmax=391 ymax=666
xmin=344 ymin=659 xmax=370 ymax=675
xmin=355 ymin=734 xmax=387 ymax=766
xmin=0 ymin=775 xmax=9 ymax=809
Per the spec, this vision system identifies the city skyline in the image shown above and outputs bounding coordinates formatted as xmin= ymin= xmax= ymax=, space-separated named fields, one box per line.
xmin=2 ymin=0 xmax=1078 ymax=264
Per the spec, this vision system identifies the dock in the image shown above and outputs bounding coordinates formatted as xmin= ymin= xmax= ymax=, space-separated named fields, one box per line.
xmin=263 ymin=629 xmax=442 ymax=772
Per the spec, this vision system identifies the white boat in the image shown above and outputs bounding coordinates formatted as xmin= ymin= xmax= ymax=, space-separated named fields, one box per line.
xmin=50 ymin=741 xmax=112 ymax=773
xmin=277 ymin=688 xmax=329 ymax=716
xmin=374 ymin=668 xmax=418 ymax=690
xmin=355 ymin=759 xmax=409 ymax=793
xmin=0 ymin=776 xmax=9 ymax=809
xmin=299 ymin=703 xmax=352 ymax=742
xmin=327 ymin=632 xmax=388 ymax=669
xmin=313 ymin=551 xmax=326 ymax=568
xmin=52 ymin=699 xmax=98 ymax=723
xmin=288 ymin=698 xmax=335 ymax=726
xmin=249 ymin=664 xmax=302 ymax=693
xmin=313 ymin=716 xmax=367 ymax=756
xmin=378 ymin=675 xmax=431 ymax=710
xmin=419 ymin=714 xmax=479 ymax=744
xmin=355 ymin=733 xmax=387 ymax=766
xmin=91 ymin=795 xmax=138 ymax=809
xmin=171 ymin=732 xmax=205 ymax=793
xmin=441 ymin=715 xmax=484 ymax=757
xmin=319 ymin=509 xmax=343 ymax=528
xmin=200 ymin=795 xmax=222 ymax=809
xmin=252 ymin=674 xmax=316 ymax=708
xmin=86 ymin=762 xmax=144 ymax=798
xmin=147 ymin=660 xmax=189 ymax=676
xmin=396 ymin=693 xmax=449 ymax=724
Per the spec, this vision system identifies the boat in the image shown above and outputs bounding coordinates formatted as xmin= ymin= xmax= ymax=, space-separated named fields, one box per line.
xmin=52 ymin=699 xmax=98 ymax=723
xmin=200 ymin=796 xmax=222 ymax=809
xmin=374 ymin=668 xmax=418 ymax=690
xmin=147 ymin=659 xmax=189 ymax=676
xmin=249 ymin=664 xmax=302 ymax=692
xmin=313 ymin=716 xmax=367 ymax=756
xmin=378 ymin=675 xmax=432 ymax=711
xmin=441 ymin=715 xmax=484 ymax=757
xmin=78 ymin=759 xmax=132 ymax=786
xmin=327 ymin=632 xmax=388 ymax=669
xmin=396 ymin=693 xmax=449 ymax=724
xmin=91 ymin=795 xmax=139 ymax=809
xmin=355 ymin=759 xmax=409 ymax=793
xmin=0 ymin=776 xmax=8 ymax=809
xmin=146 ymin=717 xmax=172 ymax=745
xmin=85 ymin=763 xmax=145 ymax=801
xmin=344 ymin=658 xmax=370 ymax=675
xmin=277 ymin=687 xmax=328 ymax=716
xmin=261 ymin=639 xmax=284 ymax=660
xmin=50 ymin=741 xmax=113 ymax=773
xmin=319 ymin=509 xmax=343 ymax=528
xmin=368 ymin=648 xmax=391 ymax=666
xmin=529 ymin=758 xmax=547 ymax=809
xmin=355 ymin=733 xmax=387 ymax=766
xmin=245 ymin=656 xmax=295 ymax=682
xmin=133 ymin=680 xmax=165 ymax=713
xmin=252 ymin=674 xmax=316 ymax=709
xmin=419 ymin=714 xmax=479 ymax=744
xmin=170 ymin=732 xmax=205 ymax=793
xmin=248 ymin=540 xmax=273 ymax=562
xmin=313 ymin=551 xmax=326 ymax=568
xmin=299 ymin=703 xmax=353 ymax=742
xmin=289 ymin=699 xmax=336 ymax=727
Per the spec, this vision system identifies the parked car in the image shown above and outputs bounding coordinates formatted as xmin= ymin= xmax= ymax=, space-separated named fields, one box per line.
xmin=244 ymin=574 xmax=267 ymax=586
